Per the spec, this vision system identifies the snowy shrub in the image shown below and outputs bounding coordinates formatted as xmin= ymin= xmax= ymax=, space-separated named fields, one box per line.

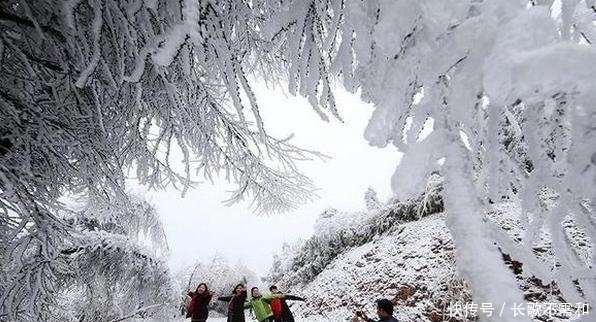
xmin=380 ymin=174 xmax=444 ymax=225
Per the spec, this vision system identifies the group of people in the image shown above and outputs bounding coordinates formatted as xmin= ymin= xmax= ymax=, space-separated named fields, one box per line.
xmin=186 ymin=282 xmax=399 ymax=322
xmin=186 ymin=283 xmax=305 ymax=322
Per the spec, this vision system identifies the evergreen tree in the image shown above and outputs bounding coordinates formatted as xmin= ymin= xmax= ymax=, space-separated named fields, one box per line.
xmin=364 ymin=187 xmax=381 ymax=211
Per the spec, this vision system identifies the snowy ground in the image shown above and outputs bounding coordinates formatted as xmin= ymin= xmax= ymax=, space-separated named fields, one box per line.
xmin=210 ymin=318 xmax=227 ymax=322
xmin=176 ymin=318 xmax=227 ymax=322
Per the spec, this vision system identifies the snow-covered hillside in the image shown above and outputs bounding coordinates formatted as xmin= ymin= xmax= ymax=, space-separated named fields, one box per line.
xmin=275 ymin=203 xmax=591 ymax=322
xmin=290 ymin=212 xmax=455 ymax=322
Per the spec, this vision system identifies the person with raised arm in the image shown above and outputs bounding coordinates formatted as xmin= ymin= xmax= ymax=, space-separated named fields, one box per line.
xmin=268 ymin=285 xmax=306 ymax=322
xmin=217 ymin=284 xmax=248 ymax=322
xmin=186 ymin=283 xmax=215 ymax=322
xmin=244 ymin=287 xmax=285 ymax=322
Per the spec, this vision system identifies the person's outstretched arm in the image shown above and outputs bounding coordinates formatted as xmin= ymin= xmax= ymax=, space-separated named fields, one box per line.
xmin=284 ymin=295 xmax=306 ymax=301
xmin=217 ymin=296 xmax=233 ymax=302
xmin=263 ymin=293 xmax=285 ymax=302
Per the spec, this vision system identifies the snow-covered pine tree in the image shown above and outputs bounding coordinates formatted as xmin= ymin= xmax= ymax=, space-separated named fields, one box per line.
xmin=364 ymin=187 xmax=381 ymax=211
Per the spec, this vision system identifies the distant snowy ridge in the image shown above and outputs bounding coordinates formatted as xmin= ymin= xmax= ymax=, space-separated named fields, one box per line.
xmin=268 ymin=177 xmax=444 ymax=286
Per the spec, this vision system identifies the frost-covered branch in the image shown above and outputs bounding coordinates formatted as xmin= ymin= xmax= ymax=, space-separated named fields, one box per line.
xmin=270 ymin=0 xmax=596 ymax=320
xmin=1 ymin=1 xmax=321 ymax=319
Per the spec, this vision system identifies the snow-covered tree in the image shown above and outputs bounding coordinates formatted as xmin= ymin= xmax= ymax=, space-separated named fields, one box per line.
xmin=266 ymin=240 xmax=306 ymax=288
xmin=1 ymin=193 xmax=174 ymax=322
xmin=3 ymin=1 xmax=596 ymax=321
xmin=263 ymin=1 xmax=596 ymax=320
xmin=174 ymin=254 xmax=258 ymax=316
xmin=364 ymin=187 xmax=381 ymax=211
xmin=0 ymin=1 xmax=318 ymax=320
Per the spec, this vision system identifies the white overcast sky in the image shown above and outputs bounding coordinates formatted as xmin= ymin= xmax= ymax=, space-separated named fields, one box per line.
xmin=137 ymin=83 xmax=402 ymax=277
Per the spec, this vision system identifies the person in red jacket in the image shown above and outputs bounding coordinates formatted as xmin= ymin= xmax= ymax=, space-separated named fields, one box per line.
xmin=269 ymin=285 xmax=306 ymax=322
xmin=186 ymin=283 xmax=214 ymax=322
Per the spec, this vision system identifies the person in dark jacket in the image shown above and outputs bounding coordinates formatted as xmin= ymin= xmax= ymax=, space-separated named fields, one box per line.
xmin=217 ymin=283 xmax=248 ymax=322
xmin=269 ymin=285 xmax=306 ymax=322
xmin=187 ymin=283 xmax=214 ymax=322
xmin=352 ymin=299 xmax=398 ymax=322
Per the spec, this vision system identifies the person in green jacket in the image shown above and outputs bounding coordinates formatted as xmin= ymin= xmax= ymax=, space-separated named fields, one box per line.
xmin=244 ymin=287 xmax=285 ymax=322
